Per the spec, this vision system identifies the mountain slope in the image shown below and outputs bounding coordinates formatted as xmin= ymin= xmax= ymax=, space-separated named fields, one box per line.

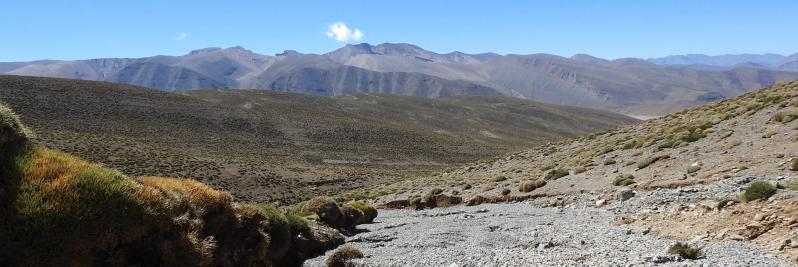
xmin=326 ymin=44 xmax=798 ymax=116
xmin=361 ymin=80 xmax=798 ymax=201
xmin=0 ymin=102 xmax=354 ymax=266
xmin=350 ymin=80 xmax=798 ymax=263
xmin=0 ymin=75 xmax=635 ymax=204
xmin=5 ymin=44 xmax=798 ymax=116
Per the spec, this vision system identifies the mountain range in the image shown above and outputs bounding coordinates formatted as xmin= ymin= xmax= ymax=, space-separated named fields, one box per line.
xmin=3 ymin=43 xmax=798 ymax=116
xmin=647 ymin=53 xmax=798 ymax=71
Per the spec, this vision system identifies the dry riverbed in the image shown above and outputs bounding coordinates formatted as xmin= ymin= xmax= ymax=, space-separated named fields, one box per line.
xmin=305 ymin=201 xmax=790 ymax=266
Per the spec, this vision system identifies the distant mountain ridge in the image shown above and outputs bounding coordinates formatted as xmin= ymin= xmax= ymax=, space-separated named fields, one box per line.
xmin=3 ymin=44 xmax=798 ymax=116
xmin=647 ymin=52 xmax=798 ymax=71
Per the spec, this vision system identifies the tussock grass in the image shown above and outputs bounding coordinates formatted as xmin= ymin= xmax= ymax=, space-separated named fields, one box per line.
xmin=741 ymin=181 xmax=777 ymax=202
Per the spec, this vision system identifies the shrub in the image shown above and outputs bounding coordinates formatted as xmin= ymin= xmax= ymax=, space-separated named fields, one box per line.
xmin=544 ymin=169 xmax=569 ymax=180
xmin=622 ymin=141 xmax=637 ymax=149
xmin=687 ymin=164 xmax=701 ymax=174
xmin=573 ymin=167 xmax=587 ymax=174
xmin=613 ymin=174 xmax=635 ymax=186
xmin=462 ymin=184 xmax=472 ymax=190
xmin=300 ymin=196 xmax=342 ymax=227
xmin=492 ymin=176 xmax=508 ymax=182
xmin=637 ymin=155 xmax=669 ymax=169
xmin=347 ymin=201 xmax=378 ymax=223
xmin=518 ymin=179 xmax=546 ymax=192
xmin=779 ymin=180 xmax=798 ymax=191
xmin=603 ymin=159 xmax=617 ymax=165
xmin=790 ymin=158 xmax=798 ymax=171
xmin=326 ymin=245 xmax=363 ymax=267
xmin=741 ymin=181 xmax=777 ymax=202
xmin=668 ymin=242 xmax=702 ymax=260
xmin=501 ymin=188 xmax=511 ymax=195
xmin=340 ymin=205 xmax=366 ymax=229
xmin=254 ymin=204 xmax=293 ymax=253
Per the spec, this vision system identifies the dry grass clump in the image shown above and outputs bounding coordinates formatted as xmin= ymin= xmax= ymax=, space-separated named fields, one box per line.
xmin=326 ymin=245 xmax=364 ymax=267
xmin=299 ymin=196 xmax=343 ymax=226
xmin=613 ymin=174 xmax=636 ymax=186
xmin=741 ymin=181 xmax=777 ymax=202
xmin=637 ymin=154 xmax=669 ymax=169
xmin=138 ymin=176 xmax=232 ymax=212
xmin=518 ymin=179 xmax=547 ymax=192
xmin=668 ymin=242 xmax=702 ymax=260
xmin=347 ymin=201 xmax=378 ymax=223
xmin=544 ymin=169 xmax=569 ymax=180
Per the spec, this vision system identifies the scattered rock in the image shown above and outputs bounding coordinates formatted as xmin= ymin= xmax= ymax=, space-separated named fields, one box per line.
xmin=616 ymin=189 xmax=635 ymax=201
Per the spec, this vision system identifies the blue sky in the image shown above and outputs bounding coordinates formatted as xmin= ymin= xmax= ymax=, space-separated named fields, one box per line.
xmin=2 ymin=0 xmax=797 ymax=61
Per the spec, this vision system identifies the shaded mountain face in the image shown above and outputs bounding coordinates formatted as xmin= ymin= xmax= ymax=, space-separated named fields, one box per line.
xmin=0 ymin=75 xmax=636 ymax=203
xmin=3 ymin=44 xmax=798 ymax=116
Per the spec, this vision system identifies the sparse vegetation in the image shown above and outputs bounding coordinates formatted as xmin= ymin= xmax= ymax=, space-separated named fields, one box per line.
xmin=770 ymin=110 xmax=798 ymax=123
xmin=741 ymin=181 xmax=777 ymax=202
xmin=668 ymin=242 xmax=702 ymax=260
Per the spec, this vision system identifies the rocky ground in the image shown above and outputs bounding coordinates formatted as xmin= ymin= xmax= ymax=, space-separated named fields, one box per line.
xmin=306 ymin=176 xmax=798 ymax=266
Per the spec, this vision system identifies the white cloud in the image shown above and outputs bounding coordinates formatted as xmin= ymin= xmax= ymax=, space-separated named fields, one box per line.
xmin=325 ymin=22 xmax=363 ymax=42
xmin=175 ymin=32 xmax=188 ymax=41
